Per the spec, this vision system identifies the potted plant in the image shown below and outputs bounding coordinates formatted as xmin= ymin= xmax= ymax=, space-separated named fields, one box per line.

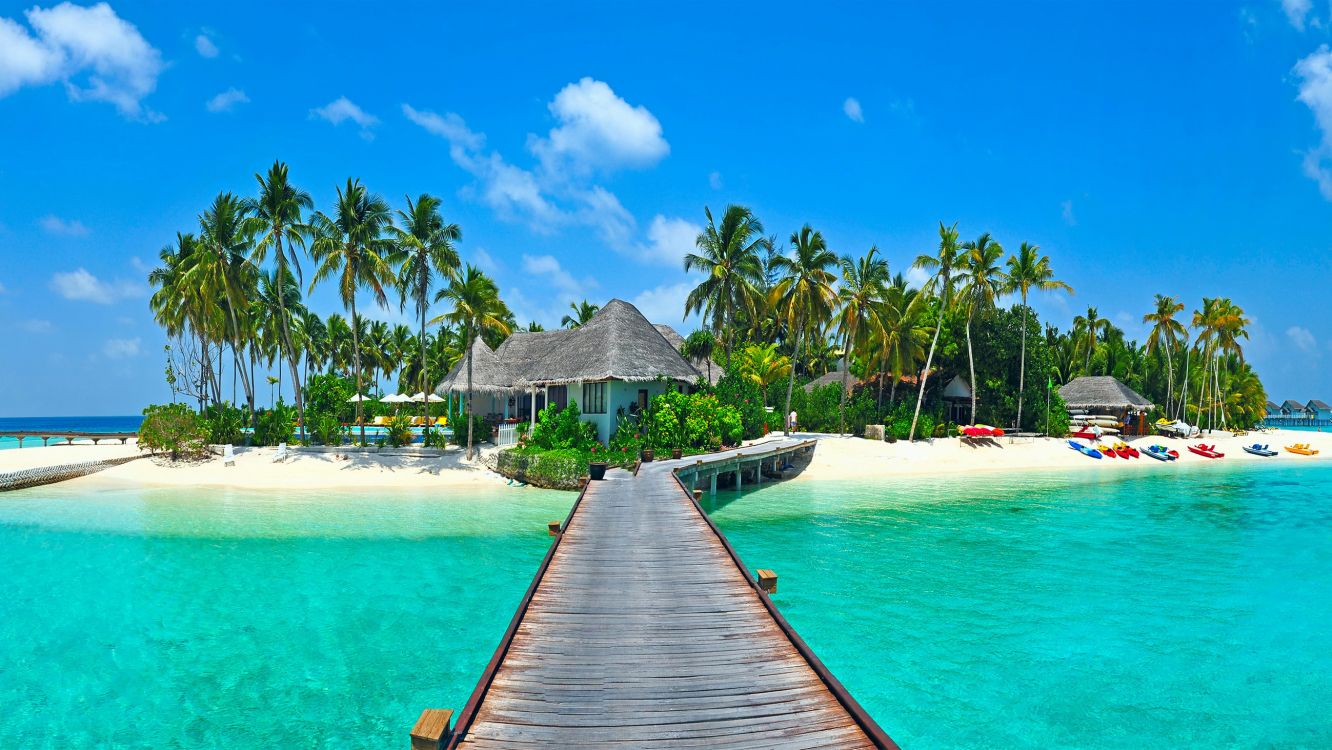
xmin=671 ymin=446 xmax=682 ymax=460
xmin=641 ymin=446 xmax=654 ymax=462
xmin=588 ymin=445 xmax=607 ymax=480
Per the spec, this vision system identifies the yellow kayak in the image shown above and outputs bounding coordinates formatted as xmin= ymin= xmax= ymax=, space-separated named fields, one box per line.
xmin=1285 ymin=443 xmax=1320 ymax=456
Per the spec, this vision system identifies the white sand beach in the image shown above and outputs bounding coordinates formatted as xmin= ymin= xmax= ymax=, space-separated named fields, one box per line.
xmin=793 ymin=429 xmax=1332 ymax=482
xmin=4 ymin=429 xmax=1327 ymax=493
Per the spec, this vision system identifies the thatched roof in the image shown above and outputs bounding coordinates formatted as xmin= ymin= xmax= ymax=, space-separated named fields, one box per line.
xmin=1058 ymin=376 xmax=1153 ymax=411
xmin=436 ymin=337 xmax=516 ymax=395
xmin=802 ymin=369 xmax=855 ymax=394
xmin=434 ymin=299 xmax=704 ymax=392
xmin=654 ymin=324 xmax=722 ymax=386
xmin=942 ymin=375 xmax=973 ymax=400
xmin=521 ymin=300 xmax=701 ymax=385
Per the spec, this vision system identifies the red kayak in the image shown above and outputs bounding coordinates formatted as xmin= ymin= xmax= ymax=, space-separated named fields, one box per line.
xmin=1187 ymin=444 xmax=1224 ymax=459
xmin=1113 ymin=446 xmax=1133 ymax=459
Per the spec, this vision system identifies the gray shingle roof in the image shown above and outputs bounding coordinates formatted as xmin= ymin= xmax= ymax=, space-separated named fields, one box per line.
xmin=1308 ymin=399 xmax=1331 ymax=411
xmin=1058 ymin=376 xmax=1153 ymax=410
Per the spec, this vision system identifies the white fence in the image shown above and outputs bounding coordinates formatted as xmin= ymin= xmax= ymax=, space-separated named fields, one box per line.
xmin=496 ymin=423 xmax=519 ymax=448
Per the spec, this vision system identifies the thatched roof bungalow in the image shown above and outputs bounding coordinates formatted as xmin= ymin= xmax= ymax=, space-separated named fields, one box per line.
xmin=1059 ymin=375 xmax=1154 ymax=434
xmin=436 ymin=299 xmax=706 ymax=443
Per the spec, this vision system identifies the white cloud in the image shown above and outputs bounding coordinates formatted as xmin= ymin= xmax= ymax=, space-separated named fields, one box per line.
xmin=906 ymin=265 xmax=930 ymax=289
xmin=1061 ymin=199 xmax=1077 ymax=226
xmin=128 ymin=255 xmax=150 ymax=273
xmin=311 ymin=96 xmax=377 ymax=138
xmin=521 ymin=254 xmax=585 ymax=299
xmin=1287 ymin=325 xmax=1317 ymax=352
xmin=0 ymin=2 xmax=164 ymax=120
xmin=631 ymin=280 xmax=695 ymax=326
xmin=471 ymin=247 xmax=502 ymax=275
xmin=194 ymin=32 xmax=217 ymax=58
xmin=102 ymin=336 xmax=140 ymax=358
xmin=205 ymin=87 xmax=247 ymax=113
xmin=529 ymin=77 xmax=669 ymax=175
xmin=18 ymin=319 xmax=53 ymax=333
xmin=0 ymin=280 xmax=6 ymax=293
xmin=50 ymin=267 xmax=141 ymax=303
xmin=1283 ymin=0 xmax=1312 ymax=30
xmin=1295 ymin=46 xmax=1332 ymax=198
xmin=709 ymin=171 xmax=723 ymax=190
xmin=402 ymin=104 xmax=484 ymax=150
xmin=843 ymin=97 xmax=864 ymax=123
xmin=634 ymin=215 xmax=700 ymax=266
xmin=39 ymin=214 xmax=89 ymax=236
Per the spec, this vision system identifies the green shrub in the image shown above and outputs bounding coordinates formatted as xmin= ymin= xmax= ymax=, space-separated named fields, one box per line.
xmin=499 ymin=447 xmax=636 ymax=490
xmin=422 ymin=426 xmax=449 ymax=449
xmin=385 ymin=414 xmax=416 ymax=448
xmin=305 ymin=373 xmax=355 ymax=423
xmin=201 ymin=403 xmax=244 ymax=445
xmin=450 ymin=412 xmax=492 ymax=447
xmin=713 ymin=370 xmax=767 ymax=440
xmin=528 ymin=402 xmax=597 ymax=451
xmin=139 ymin=403 xmax=207 ymax=460
xmin=608 ymin=415 xmax=645 ymax=459
xmin=309 ymin=413 xmax=346 ymax=446
xmin=254 ymin=402 xmax=295 ymax=446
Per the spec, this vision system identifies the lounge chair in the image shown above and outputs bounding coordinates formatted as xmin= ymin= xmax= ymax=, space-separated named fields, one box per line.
xmin=372 ymin=416 xmax=388 ymax=427
xmin=222 ymin=444 xmax=236 ymax=467
xmin=274 ymin=443 xmax=289 ymax=462
xmin=413 ymin=416 xmax=427 ymax=427
xmin=434 ymin=416 xmax=448 ymax=427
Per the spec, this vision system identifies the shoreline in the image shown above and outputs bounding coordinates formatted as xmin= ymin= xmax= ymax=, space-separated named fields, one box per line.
xmin=0 ymin=429 xmax=1327 ymax=494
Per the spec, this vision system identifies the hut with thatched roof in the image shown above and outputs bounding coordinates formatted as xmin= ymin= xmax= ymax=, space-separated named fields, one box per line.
xmin=1058 ymin=375 xmax=1154 ymax=435
xmin=436 ymin=299 xmax=706 ymax=442
xmin=801 ymin=369 xmax=855 ymax=395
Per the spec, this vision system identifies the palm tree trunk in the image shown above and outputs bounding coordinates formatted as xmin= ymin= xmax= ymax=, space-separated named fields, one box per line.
xmin=839 ymin=329 xmax=851 ymax=435
xmin=1177 ymin=345 xmax=1192 ymax=423
xmin=876 ymin=347 xmax=887 ymax=411
xmin=351 ymin=297 xmax=365 ymax=445
xmin=965 ymin=313 xmax=977 ymax=425
xmin=248 ymin=346 xmax=257 ymax=438
xmin=909 ymin=300 xmax=945 ymax=442
xmin=275 ymin=248 xmax=306 ymax=443
xmin=466 ymin=329 xmax=475 ymax=460
xmin=782 ymin=321 xmax=804 ymax=437
xmin=421 ymin=306 xmax=429 ymax=432
xmin=1163 ymin=343 xmax=1174 ymax=417
xmin=1016 ymin=297 xmax=1029 ymax=430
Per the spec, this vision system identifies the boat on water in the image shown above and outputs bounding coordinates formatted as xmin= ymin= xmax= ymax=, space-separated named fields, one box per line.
xmin=1067 ymin=440 xmax=1103 ymax=459
xmin=1285 ymin=443 xmax=1320 ymax=456
xmin=1143 ymin=444 xmax=1178 ymax=461
xmin=1188 ymin=443 xmax=1224 ymax=458
xmin=1243 ymin=444 xmax=1278 ymax=457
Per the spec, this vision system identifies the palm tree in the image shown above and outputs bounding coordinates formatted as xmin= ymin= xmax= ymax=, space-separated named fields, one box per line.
xmin=1142 ymin=294 xmax=1185 ymax=417
xmin=308 ymin=178 xmax=400 ymax=445
xmin=769 ymin=225 xmax=838 ymax=436
xmin=1004 ymin=242 xmax=1072 ymax=430
xmin=876 ymin=281 xmax=930 ymax=408
xmin=958 ymin=233 xmax=1005 ymax=425
xmin=680 ymin=329 xmax=718 ymax=383
xmin=433 ymin=265 xmax=512 ymax=459
xmin=736 ymin=343 xmax=791 ymax=407
xmin=684 ymin=205 xmax=767 ymax=367
xmin=243 ymin=161 xmax=312 ymax=440
xmin=393 ymin=193 xmax=461 ymax=425
xmin=909 ymin=222 xmax=965 ymax=441
xmin=193 ymin=192 xmax=257 ymax=423
xmin=560 ymin=300 xmax=600 ymax=328
xmin=150 ymin=233 xmax=214 ymax=408
xmin=526 ymin=321 xmax=545 ymax=332
xmin=834 ymin=247 xmax=890 ymax=434
xmin=1072 ymin=306 xmax=1110 ymax=375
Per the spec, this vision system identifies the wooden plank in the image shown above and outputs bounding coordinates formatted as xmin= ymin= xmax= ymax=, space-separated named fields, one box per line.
xmin=446 ymin=439 xmax=894 ymax=750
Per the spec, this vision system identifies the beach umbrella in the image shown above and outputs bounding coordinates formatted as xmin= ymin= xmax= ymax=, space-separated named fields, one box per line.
xmin=346 ymin=394 xmax=372 ymax=402
xmin=410 ymin=392 xmax=445 ymax=403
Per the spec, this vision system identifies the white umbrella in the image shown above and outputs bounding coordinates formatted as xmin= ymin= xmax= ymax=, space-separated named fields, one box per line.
xmin=346 ymin=394 xmax=372 ymax=402
xmin=379 ymin=394 xmax=410 ymax=403
xmin=410 ymin=392 xmax=446 ymax=403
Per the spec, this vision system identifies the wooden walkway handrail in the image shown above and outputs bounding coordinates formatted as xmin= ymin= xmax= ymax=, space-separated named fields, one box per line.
xmin=0 ymin=431 xmax=137 ymax=447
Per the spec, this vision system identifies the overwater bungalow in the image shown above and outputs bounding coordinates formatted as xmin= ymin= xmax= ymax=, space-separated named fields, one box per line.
xmin=1308 ymin=400 xmax=1332 ymax=422
xmin=435 ymin=299 xmax=706 ymax=443
xmin=1058 ymin=375 xmax=1154 ymax=435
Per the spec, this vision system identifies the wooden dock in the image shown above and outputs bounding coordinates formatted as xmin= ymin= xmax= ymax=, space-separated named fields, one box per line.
xmin=0 ymin=430 xmax=137 ymax=448
xmin=435 ymin=439 xmax=897 ymax=750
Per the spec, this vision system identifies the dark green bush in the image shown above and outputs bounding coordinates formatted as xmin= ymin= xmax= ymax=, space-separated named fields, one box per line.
xmin=254 ymin=402 xmax=295 ymax=446
xmin=384 ymin=414 xmax=416 ymax=448
xmin=527 ymin=402 xmax=597 ymax=451
xmin=309 ymin=413 xmax=346 ymax=446
xmin=139 ymin=403 xmax=207 ymax=460
xmin=201 ymin=403 xmax=244 ymax=445
xmin=713 ymin=370 xmax=767 ymax=440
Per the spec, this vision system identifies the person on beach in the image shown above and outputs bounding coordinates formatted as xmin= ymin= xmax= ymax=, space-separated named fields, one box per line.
xmin=788 ymin=410 xmax=798 ymax=434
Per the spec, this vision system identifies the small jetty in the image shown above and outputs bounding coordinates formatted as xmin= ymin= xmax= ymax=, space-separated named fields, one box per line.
xmin=0 ymin=430 xmax=137 ymax=448
xmin=420 ymin=438 xmax=897 ymax=750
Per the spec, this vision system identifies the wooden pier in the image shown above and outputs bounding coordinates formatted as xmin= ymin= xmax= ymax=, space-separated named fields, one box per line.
xmin=0 ymin=431 xmax=137 ymax=448
xmin=431 ymin=438 xmax=896 ymax=749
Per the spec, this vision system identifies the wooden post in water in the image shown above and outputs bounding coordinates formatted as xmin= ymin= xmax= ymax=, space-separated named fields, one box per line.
xmin=709 ymin=472 xmax=717 ymax=496
xmin=547 ymin=521 xmax=562 ymax=537
xmin=757 ymin=569 xmax=778 ymax=594
xmin=693 ymin=489 xmax=702 ymax=501
xmin=410 ymin=708 xmax=453 ymax=750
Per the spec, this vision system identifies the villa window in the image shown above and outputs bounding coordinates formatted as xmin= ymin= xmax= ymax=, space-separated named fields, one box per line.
xmin=582 ymin=382 xmax=606 ymax=414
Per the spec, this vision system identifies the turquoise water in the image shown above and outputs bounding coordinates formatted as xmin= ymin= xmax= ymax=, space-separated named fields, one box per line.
xmin=0 ymin=483 xmax=572 ymax=748
xmin=0 ymin=415 xmax=143 ymax=450
xmin=707 ymin=463 xmax=1332 ymax=749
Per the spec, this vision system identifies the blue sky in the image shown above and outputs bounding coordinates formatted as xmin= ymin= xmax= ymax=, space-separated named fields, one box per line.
xmin=1 ymin=1 xmax=1330 ymax=416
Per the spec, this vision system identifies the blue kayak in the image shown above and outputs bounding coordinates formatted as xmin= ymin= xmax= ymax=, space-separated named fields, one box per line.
xmin=1068 ymin=440 xmax=1103 ymax=459
xmin=1243 ymin=444 xmax=1277 ymax=457
xmin=1144 ymin=445 xmax=1178 ymax=461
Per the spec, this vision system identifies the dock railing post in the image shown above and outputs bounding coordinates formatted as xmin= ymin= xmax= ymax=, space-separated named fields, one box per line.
xmin=410 ymin=708 xmax=453 ymax=750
